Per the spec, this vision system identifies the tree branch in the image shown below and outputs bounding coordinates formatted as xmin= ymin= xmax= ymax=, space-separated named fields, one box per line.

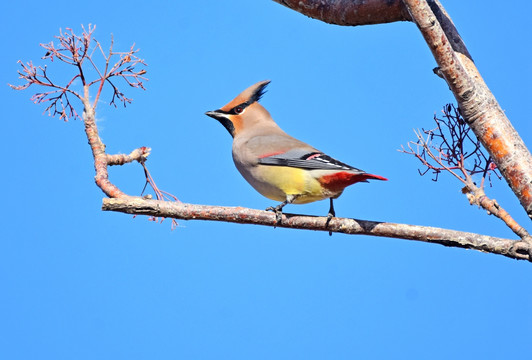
xmin=107 ymin=147 xmax=151 ymax=166
xmin=82 ymin=100 xmax=124 ymax=198
xmin=273 ymin=0 xmax=411 ymax=26
xmin=102 ymin=196 xmax=531 ymax=262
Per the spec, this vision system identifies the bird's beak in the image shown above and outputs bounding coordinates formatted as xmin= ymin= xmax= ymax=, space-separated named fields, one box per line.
xmin=205 ymin=110 xmax=221 ymax=120
xmin=205 ymin=110 xmax=235 ymax=137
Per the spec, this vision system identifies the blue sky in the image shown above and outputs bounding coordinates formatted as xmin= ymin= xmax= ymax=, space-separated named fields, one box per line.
xmin=1 ymin=1 xmax=531 ymax=359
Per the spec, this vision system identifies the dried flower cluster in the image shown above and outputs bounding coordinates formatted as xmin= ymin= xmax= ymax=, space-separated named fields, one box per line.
xmin=403 ymin=104 xmax=501 ymax=187
xmin=10 ymin=24 xmax=147 ymax=120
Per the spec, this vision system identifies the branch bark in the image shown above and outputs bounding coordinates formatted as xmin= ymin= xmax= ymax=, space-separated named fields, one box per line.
xmin=102 ymin=196 xmax=531 ymax=262
xmin=272 ymin=0 xmax=532 ymax=219
xmin=83 ymin=100 xmax=126 ymax=198
xmin=273 ymin=0 xmax=411 ymax=26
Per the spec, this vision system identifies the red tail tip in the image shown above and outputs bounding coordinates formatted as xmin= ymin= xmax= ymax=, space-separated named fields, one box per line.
xmin=366 ymin=174 xmax=388 ymax=181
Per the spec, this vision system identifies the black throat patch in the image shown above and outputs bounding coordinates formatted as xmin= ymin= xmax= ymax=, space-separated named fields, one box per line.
xmin=217 ymin=117 xmax=235 ymax=137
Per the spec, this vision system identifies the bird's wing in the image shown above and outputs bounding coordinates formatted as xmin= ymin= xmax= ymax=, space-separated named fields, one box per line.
xmin=258 ymin=148 xmax=364 ymax=172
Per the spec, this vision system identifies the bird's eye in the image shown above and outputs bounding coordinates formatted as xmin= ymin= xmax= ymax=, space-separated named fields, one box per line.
xmin=234 ymin=106 xmax=243 ymax=114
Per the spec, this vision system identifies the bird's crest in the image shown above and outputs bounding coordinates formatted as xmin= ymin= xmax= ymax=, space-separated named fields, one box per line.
xmin=220 ymin=80 xmax=271 ymax=112
xmin=248 ymin=80 xmax=270 ymax=104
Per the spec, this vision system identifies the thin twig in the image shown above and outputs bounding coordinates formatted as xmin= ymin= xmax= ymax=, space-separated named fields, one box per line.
xmin=400 ymin=104 xmax=530 ymax=241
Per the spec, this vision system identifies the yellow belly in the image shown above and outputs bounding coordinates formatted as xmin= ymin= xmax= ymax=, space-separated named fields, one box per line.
xmin=253 ymin=165 xmax=328 ymax=204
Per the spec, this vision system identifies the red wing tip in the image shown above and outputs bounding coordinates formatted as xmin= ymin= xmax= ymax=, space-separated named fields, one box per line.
xmin=258 ymin=151 xmax=285 ymax=159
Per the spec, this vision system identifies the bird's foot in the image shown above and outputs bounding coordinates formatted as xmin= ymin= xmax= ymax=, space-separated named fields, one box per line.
xmin=266 ymin=196 xmax=296 ymax=228
xmin=266 ymin=204 xmax=284 ymax=227
xmin=326 ymin=212 xmax=334 ymax=236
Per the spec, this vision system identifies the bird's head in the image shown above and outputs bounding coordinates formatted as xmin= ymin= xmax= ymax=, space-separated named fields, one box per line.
xmin=205 ymin=80 xmax=271 ymax=137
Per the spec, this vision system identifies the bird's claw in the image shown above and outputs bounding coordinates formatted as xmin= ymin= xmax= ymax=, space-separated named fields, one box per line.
xmin=266 ymin=205 xmax=283 ymax=226
xmin=326 ymin=212 xmax=334 ymax=236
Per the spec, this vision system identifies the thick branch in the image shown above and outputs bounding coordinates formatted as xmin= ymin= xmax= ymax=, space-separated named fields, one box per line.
xmin=402 ymin=0 xmax=532 ymax=219
xmin=273 ymin=0 xmax=411 ymax=26
xmin=102 ymin=197 xmax=531 ymax=262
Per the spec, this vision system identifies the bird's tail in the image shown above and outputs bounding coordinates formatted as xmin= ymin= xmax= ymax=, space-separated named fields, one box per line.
xmin=358 ymin=173 xmax=388 ymax=182
xmin=318 ymin=171 xmax=387 ymax=192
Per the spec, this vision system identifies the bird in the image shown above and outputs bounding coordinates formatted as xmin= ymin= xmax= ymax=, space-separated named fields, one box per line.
xmin=205 ymin=80 xmax=387 ymax=230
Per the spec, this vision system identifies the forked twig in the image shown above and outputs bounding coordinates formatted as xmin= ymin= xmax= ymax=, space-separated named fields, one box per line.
xmin=400 ymin=104 xmax=530 ymax=241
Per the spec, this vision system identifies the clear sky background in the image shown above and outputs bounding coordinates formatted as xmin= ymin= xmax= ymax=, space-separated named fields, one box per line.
xmin=1 ymin=1 xmax=531 ymax=359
